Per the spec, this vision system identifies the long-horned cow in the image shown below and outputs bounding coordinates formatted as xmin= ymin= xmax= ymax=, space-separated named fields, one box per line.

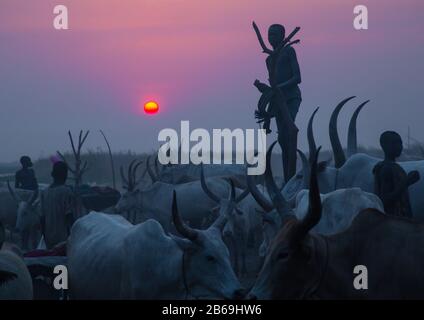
xmin=115 ymin=159 xmax=250 ymax=232
xmin=249 ymin=148 xmax=424 ymax=299
xmin=149 ymin=160 xmax=249 ymax=189
xmin=248 ymin=142 xmax=383 ymax=258
xmin=117 ymin=158 xmax=145 ymax=223
xmin=68 ymin=185 xmax=245 ymax=299
xmin=282 ymin=97 xmax=424 ymax=221
xmin=200 ymin=165 xmax=250 ymax=276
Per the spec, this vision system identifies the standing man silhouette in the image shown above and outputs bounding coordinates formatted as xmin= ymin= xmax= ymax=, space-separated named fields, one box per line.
xmin=15 ymin=156 xmax=38 ymax=191
xmin=40 ymin=161 xmax=74 ymax=249
xmin=253 ymin=22 xmax=302 ymax=181
xmin=254 ymin=24 xmax=302 ymax=134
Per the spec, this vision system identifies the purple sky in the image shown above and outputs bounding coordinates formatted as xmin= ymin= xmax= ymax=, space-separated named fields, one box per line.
xmin=0 ymin=0 xmax=423 ymax=162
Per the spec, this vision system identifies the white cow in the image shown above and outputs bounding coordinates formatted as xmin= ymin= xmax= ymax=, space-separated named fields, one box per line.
xmin=68 ymin=190 xmax=244 ymax=300
xmin=115 ymin=167 xmax=253 ymax=277
xmin=146 ymin=155 xmax=248 ymax=189
xmin=283 ymin=97 xmax=424 ymax=221
xmin=295 ymin=187 xmax=384 ymax=235
xmin=250 ymin=142 xmax=384 ymax=258
xmin=115 ymin=177 xmax=230 ymax=229
xmin=0 ymin=186 xmax=34 ymax=228
xmin=3 ymin=183 xmax=41 ymax=251
xmin=0 ymin=223 xmax=33 ymax=300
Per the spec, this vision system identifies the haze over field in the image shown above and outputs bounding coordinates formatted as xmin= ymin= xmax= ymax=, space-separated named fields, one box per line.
xmin=0 ymin=0 xmax=423 ymax=162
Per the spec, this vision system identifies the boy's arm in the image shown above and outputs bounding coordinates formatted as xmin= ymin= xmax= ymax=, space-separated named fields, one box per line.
xmin=378 ymin=166 xmax=408 ymax=205
xmin=277 ymin=47 xmax=302 ymax=89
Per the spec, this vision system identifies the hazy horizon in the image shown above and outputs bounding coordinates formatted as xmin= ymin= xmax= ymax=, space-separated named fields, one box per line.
xmin=1 ymin=0 xmax=423 ymax=162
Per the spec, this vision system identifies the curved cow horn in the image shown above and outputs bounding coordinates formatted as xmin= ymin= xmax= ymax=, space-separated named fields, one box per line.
xmin=200 ymin=164 xmax=221 ymax=203
xmin=247 ymin=174 xmax=273 ymax=213
xmin=228 ymin=178 xmax=235 ymax=201
xmin=146 ymin=156 xmax=158 ymax=183
xmin=329 ymin=96 xmax=355 ymax=168
xmin=307 ymin=107 xmax=319 ymax=164
xmin=136 ymin=164 xmax=148 ymax=185
xmin=211 ymin=180 xmax=235 ymax=231
xmin=120 ymin=165 xmax=129 ymax=187
xmin=235 ymin=188 xmax=250 ymax=203
xmin=297 ymin=149 xmax=310 ymax=189
xmin=7 ymin=181 xmax=22 ymax=203
xmin=296 ymin=147 xmax=323 ymax=243
xmin=127 ymin=159 xmax=137 ymax=190
xmin=265 ymin=142 xmax=292 ymax=217
xmin=172 ymin=191 xmax=198 ymax=241
xmin=131 ymin=160 xmax=143 ymax=188
xmin=347 ymin=100 xmax=369 ymax=158
xmin=154 ymin=156 xmax=160 ymax=177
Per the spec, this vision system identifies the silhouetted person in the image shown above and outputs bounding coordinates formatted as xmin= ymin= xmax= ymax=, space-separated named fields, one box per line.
xmin=373 ymin=131 xmax=419 ymax=218
xmin=15 ymin=156 xmax=38 ymax=191
xmin=254 ymin=24 xmax=302 ymax=134
xmin=40 ymin=161 xmax=75 ymax=249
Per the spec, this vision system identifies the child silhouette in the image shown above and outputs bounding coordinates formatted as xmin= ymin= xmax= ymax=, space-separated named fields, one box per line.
xmin=373 ymin=131 xmax=419 ymax=218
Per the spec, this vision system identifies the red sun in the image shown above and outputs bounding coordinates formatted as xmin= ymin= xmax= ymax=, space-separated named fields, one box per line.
xmin=144 ymin=101 xmax=159 ymax=114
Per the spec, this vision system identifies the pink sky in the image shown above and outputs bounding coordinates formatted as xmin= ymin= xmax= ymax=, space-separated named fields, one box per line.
xmin=0 ymin=0 xmax=423 ymax=161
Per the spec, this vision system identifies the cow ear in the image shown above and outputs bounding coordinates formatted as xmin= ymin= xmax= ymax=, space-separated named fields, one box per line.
xmin=210 ymin=206 xmax=219 ymax=215
xmin=170 ymin=235 xmax=194 ymax=250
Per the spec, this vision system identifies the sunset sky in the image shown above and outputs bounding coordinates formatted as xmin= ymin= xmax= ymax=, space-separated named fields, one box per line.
xmin=0 ymin=0 xmax=423 ymax=162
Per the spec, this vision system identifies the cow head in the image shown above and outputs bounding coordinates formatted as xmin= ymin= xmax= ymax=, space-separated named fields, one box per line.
xmin=249 ymin=147 xmax=325 ymax=300
xmin=114 ymin=159 xmax=145 ymax=213
xmin=171 ymin=186 xmax=245 ymax=300
xmin=200 ymin=163 xmax=248 ymax=239
xmin=282 ymin=151 xmax=332 ymax=201
xmin=7 ymin=181 xmax=40 ymax=234
xmin=146 ymin=148 xmax=171 ymax=184
xmin=114 ymin=189 xmax=141 ymax=213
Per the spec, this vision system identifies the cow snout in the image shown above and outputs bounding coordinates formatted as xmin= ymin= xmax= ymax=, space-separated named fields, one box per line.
xmin=232 ymin=288 xmax=247 ymax=300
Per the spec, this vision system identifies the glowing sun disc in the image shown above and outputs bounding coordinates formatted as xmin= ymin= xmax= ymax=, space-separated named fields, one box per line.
xmin=144 ymin=101 xmax=159 ymax=114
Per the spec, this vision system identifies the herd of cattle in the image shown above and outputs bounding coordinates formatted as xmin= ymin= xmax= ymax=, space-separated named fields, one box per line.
xmin=1 ymin=97 xmax=424 ymax=299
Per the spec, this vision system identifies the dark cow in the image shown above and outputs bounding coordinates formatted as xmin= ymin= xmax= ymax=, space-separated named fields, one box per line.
xmin=249 ymin=147 xmax=424 ymax=299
